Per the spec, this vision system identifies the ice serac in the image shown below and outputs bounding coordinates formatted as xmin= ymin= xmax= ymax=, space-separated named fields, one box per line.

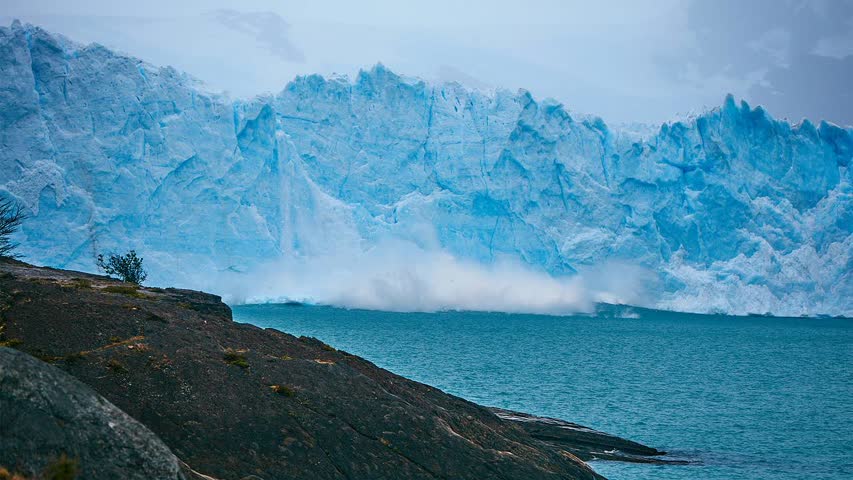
xmin=1 ymin=23 xmax=851 ymax=317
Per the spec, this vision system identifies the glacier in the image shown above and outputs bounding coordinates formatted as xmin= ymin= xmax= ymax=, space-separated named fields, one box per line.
xmin=0 ymin=21 xmax=850 ymax=317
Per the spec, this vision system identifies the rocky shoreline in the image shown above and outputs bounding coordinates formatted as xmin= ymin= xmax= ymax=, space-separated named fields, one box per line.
xmin=0 ymin=259 xmax=677 ymax=479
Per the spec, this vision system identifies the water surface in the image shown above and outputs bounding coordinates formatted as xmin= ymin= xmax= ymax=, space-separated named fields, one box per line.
xmin=233 ymin=304 xmax=853 ymax=480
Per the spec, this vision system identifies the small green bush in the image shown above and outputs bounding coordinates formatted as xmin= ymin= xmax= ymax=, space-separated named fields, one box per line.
xmin=42 ymin=453 xmax=78 ymax=480
xmin=0 ymin=197 xmax=26 ymax=259
xmin=223 ymin=348 xmax=249 ymax=368
xmin=106 ymin=359 xmax=128 ymax=374
xmin=0 ymin=338 xmax=22 ymax=348
xmin=96 ymin=250 xmax=147 ymax=284
xmin=32 ymin=354 xmax=60 ymax=364
xmin=270 ymin=384 xmax=296 ymax=397
xmin=146 ymin=312 xmax=167 ymax=323
xmin=64 ymin=352 xmax=86 ymax=364
xmin=102 ymin=285 xmax=147 ymax=299
xmin=67 ymin=278 xmax=92 ymax=289
xmin=0 ymin=465 xmax=29 ymax=480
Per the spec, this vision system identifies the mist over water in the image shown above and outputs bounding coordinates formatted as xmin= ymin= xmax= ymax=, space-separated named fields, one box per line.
xmin=216 ymin=242 xmax=652 ymax=315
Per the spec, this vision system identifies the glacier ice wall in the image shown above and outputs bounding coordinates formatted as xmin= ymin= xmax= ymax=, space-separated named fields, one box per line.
xmin=1 ymin=22 xmax=850 ymax=316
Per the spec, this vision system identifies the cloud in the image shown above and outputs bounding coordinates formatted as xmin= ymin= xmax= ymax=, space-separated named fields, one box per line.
xmin=209 ymin=9 xmax=305 ymax=63
xmin=677 ymin=0 xmax=853 ymax=125
xmin=3 ymin=0 xmax=849 ymax=124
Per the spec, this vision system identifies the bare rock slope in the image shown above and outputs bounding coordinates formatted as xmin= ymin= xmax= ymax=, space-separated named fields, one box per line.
xmin=0 ymin=347 xmax=185 ymax=480
xmin=0 ymin=259 xmax=671 ymax=479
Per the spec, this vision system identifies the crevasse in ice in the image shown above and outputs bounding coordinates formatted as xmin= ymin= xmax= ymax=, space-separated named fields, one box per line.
xmin=1 ymin=23 xmax=850 ymax=316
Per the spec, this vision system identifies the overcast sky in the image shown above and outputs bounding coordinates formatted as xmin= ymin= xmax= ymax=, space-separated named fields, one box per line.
xmin=3 ymin=0 xmax=852 ymax=125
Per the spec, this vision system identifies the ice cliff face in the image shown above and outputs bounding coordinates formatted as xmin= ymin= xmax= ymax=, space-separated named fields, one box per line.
xmin=1 ymin=22 xmax=851 ymax=316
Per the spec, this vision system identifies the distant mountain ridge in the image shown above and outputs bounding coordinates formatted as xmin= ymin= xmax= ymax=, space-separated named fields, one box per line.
xmin=1 ymin=21 xmax=850 ymax=316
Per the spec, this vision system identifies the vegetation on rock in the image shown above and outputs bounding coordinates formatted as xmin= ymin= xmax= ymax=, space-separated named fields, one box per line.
xmin=96 ymin=251 xmax=147 ymax=284
xmin=0 ymin=198 xmax=26 ymax=259
xmin=270 ymin=384 xmax=296 ymax=397
xmin=223 ymin=348 xmax=249 ymax=368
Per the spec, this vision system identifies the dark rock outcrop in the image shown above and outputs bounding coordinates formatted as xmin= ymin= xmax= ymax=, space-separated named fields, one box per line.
xmin=0 ymin=347 xmax=185 ymax=479
xmin=0 ymin=259 xmax=671 ymax=479
xmin=490 ymin=408 xmax=688 ymax=464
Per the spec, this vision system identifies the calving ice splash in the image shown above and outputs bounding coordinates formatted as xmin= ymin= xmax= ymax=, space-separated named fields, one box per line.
xmin=1 ymin=22 xmax=850 ymax=317
xmin=216 ymin=240 xmax=653 ymax=315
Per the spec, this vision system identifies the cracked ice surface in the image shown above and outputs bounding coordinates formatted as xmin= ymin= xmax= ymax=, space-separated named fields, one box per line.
xmin=1 ymin=22 xmax=850 ymax=316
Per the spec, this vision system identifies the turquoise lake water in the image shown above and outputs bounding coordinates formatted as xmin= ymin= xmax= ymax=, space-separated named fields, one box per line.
xmin=233 ymin=304 xmax=853 ymax=480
